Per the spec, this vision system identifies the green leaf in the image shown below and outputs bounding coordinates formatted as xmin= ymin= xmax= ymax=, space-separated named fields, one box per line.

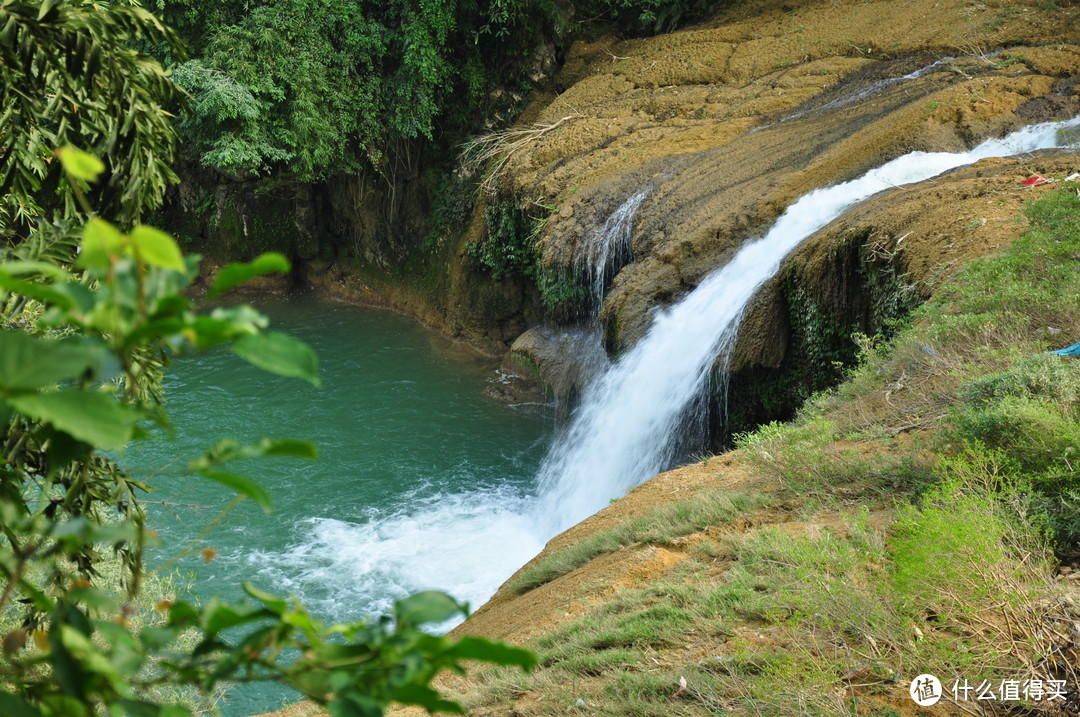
xmin=78 ymin=218 xmax=124 ymax=270
xmin=0 ymin=332 xmax=91 ymax=389
xmin=0 ymin=691 xmax=43 ymax=717
xmin=190 ymin=438 xmax=316 ymax=473
xmin=37 ymin=0 xmax=61 ymax=21
xmin=123 ymin=318 xmax=188 ymax=349
xmin=0 ymin=272 xmax=74 ymax=310
xmin=208 ymin=253 xmax=291 ymax=298
xmin=257 ymin=438 xmax=318 ymax=459
xmin=44 ymin=430 xmax=92 ymax=476
xmin=139 ymin=625 xmax=180 ymax=651
xmin=243 ymin=583 xmax=289 ymax=615
xmin=445 ymin=636 xmax=537 ymax=670
xmin=0 ymin=260 xmax=70 ymax=280
xmin=39 ymin=696 xmax=88 ymax=717
xmin=316 ymin=643 xmax=377 ymax=665
xmin=232 ymin=331 xmax=320 ymax=386
xmin=166 ymin=601 xmax=201 ymax=626
xmin=394 ymin=591 xmax=462 ymax=627
xmin=196 ymin=470 xmax=272 ymax=511
xmin=15 ymin=577 xmax=52 ymax=612
xmin=51 ymin=282 xmax=96 ymax=315
xmin=116 ymin=700 xmax=167 ymax=717
xmin=64 ymin=587 xmax=119 ymax=613
xmin=332 ymin=694 xmax=384 ymax=717
xmin=7 ymin=390 xmax=134 ymax=451
xmin=203 ymin=601 xmax=259 ymax=635
xmin=130 ymin=225 xmax=185 ymax=271
xmin=58 ymin=625 xmax=121 ymax=681
xmin=281 ymin=605 xmax=319 ymax=639
xmin=56 ymin=146 xmax=104 ymax=182
xmin=391 ymin=684 xmax=464 ymax=714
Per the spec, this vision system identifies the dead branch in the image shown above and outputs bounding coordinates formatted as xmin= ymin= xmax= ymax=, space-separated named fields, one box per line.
xmin=461 ymin=114 xmax=583 ymax=195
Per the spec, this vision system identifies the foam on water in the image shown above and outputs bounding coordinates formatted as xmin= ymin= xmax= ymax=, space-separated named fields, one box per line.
xmin=533 ymin=116 xmax=1080 ymax=535
xmin=247 ymin=488 xmax=542 ymax=625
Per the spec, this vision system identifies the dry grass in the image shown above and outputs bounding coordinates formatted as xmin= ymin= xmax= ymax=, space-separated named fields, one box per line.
xmin=460 ymin=115 xmax=583 ymax=195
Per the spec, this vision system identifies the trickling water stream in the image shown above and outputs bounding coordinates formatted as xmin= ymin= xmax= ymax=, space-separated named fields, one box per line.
xmin=776 ymin=55 xmax=958 ymax=126
xmin=534 ymin=116 xmax=1080 ymax=535
xmin=577 ymin=188 xmax=653 ymax=306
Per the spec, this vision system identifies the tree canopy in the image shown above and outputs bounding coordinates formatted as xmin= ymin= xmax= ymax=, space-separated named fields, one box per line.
xmin=0 ymin=0 xmax=183 ymax=234
xmin=158 ymin=0 xmax=557 ymax=180
xmin=155 ymin=0 xmax=722 ymax=182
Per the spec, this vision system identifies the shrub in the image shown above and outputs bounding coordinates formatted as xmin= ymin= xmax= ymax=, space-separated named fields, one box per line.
xmin=536 ymin=263 xmax=590 ymax=321
xmin=945 ymin=353 xmax=1080 ymax=544
xmin=468 ymin=201 xmax=541 ymax=281
xmin=575 ymin=0 xmax=719 ymax=34
xmin=948 ymin=395 xmax=1080 ymax=480
xmin=964 ymin=353 xmax=1080 ymax=410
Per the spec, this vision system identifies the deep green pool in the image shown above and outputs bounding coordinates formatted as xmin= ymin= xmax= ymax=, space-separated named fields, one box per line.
xmin=125 ymin=291 xmax=552 ymax=715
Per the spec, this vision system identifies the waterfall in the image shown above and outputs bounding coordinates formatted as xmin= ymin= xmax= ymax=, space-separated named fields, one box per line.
xmin=533 ymin=116 xmax=1080 ymax=536
xmin=577 ymin=188 xmax=652 ymax=307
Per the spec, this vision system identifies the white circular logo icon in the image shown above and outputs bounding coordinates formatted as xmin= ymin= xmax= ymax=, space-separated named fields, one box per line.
xmin=910 ymin=674 xmax=942 ymax=706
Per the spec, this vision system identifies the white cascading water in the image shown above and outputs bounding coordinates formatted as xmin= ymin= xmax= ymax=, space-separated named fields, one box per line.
xmin=534 ymin=116 xmax=1080 ymax=535
xmin=577 ymin=188 xmax=652 ymax=305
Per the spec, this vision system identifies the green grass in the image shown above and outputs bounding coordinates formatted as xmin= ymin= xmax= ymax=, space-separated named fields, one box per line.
xmin=479 ymin=465 xmax=1066 ymax=715
xmin=771 ymin=188 xmax=1080 ymax=542
xmin=684 ymin=470 xmax=1056 ymax=715
xmin=735 ymin=417 xmax=934 ymax=496
xmin=508 ymin=491 xmax=765 ymax=593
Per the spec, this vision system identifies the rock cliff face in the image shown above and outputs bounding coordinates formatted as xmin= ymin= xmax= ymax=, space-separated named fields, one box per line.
xmin=494 ymin=0 xmax=1079 ymax=434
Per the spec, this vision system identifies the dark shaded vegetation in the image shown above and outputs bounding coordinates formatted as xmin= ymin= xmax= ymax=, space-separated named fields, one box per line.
xmin=156 ymin=0 xmax=730 ymax=183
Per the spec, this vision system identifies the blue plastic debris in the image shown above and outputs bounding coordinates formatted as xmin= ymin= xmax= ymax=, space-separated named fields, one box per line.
xmin=1051 ymin=341 xmax=1080 ymax=357
xmin=922 ymin=346 xmax=939 ymax=356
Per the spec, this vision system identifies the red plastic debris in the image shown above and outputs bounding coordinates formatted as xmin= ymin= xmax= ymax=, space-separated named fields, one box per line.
xmin=1022 ymin=175 xmax=1049 ymax=187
